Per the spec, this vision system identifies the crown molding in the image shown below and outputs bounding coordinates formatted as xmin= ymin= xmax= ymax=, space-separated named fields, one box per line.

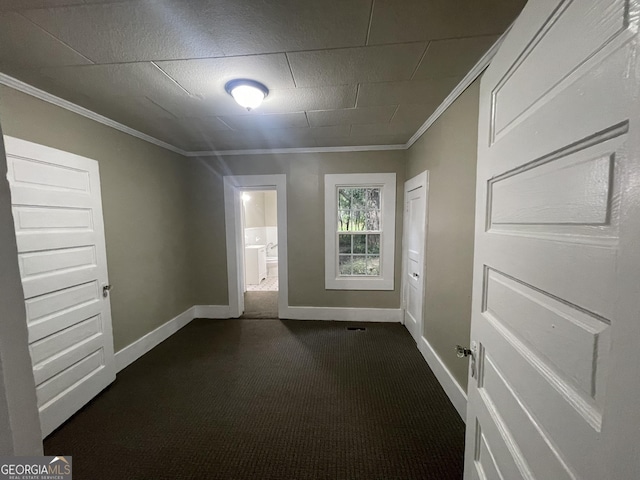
xmin=0 ymin=72 xmax=187 ymax=156
xmin=184 ymin=144 xmax=406 ymax=157
xmin=0 ymin=30 xmax=507 ymax=159
xmin=405 ymin=31 xmax=508 ymax=150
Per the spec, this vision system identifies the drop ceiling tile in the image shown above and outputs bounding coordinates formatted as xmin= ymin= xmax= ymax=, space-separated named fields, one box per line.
xmin=357 ymin=77 xmax=459 ymax=107
xmin=317 ymin=134 xmax=409 ymax=147
xmin=22 ymin=1 xmax=224 ymax=63
xmin=150 ymin=84 xmax=358 ymax=120
xmin=310 ymin=125 xmax=352 ymax=138
xmin=202 ymin=0 xmax=372 ymax=56
xmin=189 ymin=132 xmax=319 ymax=151
xmin=391 ymin=103 xmax=440 ymax=128
xmin=37 ymin=63 xmax=186 ymax=100
xmin=219 ymin=112 xmax=309 ymax=130
xmin=147 ymin=93 xmax=242 ymax=119
xmin=156 ymin=54 xmax=295 ymax=96
xmin=350 ymin=122 xmax=421 ymax=137
xmin=0 ymin=12 xmax=91 ymax=68
xmin=80 ymin=95 xmax=176 ymax=129
xmin=413 ymin=36 xmax=498 ymax=80
xmin=367 ymin=0 xmax=525 ymax=45
xmin=307 ymin=106 xmax=397 ymax=127
xmin=288 ymin=43 xmax=426 ymax=88
xmin=259 ymin=85 xmax=358 ymax=114
xmin=134 ymin=116 xmax=231 ymax=145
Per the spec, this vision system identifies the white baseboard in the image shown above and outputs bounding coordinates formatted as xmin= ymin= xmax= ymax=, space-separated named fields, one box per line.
xmin=418 ymin=336 xmax=468 ymax=421
xmin=280 ymin=306 xmax=402 ymax=322
xmin=115 ymin=306 xmax=196 ymax=372
xmin=195 ymin=305 xmax=231 ymax=318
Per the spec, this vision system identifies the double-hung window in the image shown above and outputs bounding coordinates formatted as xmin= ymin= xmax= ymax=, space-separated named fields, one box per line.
xmin=324 ymin=173 xmax=396 ymax=290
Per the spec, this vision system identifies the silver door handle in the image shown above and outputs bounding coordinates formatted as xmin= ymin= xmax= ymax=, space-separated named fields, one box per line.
xmin=456 ymin=342 xmax=478 ymax=378
xmin=102 ymin=285 xmax=112 ymax=298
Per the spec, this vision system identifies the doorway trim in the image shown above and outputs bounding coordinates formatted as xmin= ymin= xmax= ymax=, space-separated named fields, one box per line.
xmin=401 ymin=171 xmax=429 ymax=332
xmin=224 ymin=174 xmax=288 ymax=318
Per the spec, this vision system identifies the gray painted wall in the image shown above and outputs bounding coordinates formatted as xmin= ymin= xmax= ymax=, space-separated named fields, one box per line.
xmin=0 ymin=123 xmax=42 ymax=455
xmin=0 ymin=85 xmax=195 ymax=352
xmin=187 ymin=152 xmax=405 ymax=308
xmin=405 ymin=78 xmax=481 ymax=392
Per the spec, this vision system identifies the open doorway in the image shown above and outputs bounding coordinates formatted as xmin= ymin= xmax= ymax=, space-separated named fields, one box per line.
xmin=240 ymin=189 xmax=279 ymax=319
xmin=242 ymin=190 xmax=279 ymax=292
xmin=224 ymin=174 xmax=288 ymax=320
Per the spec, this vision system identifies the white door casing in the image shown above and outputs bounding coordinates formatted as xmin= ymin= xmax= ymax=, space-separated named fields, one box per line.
xmin=224 ymin=175 xmax=288 ymax=318
xmin=464 ymin=1 xmax=640 ymax=479
xmin=402 ymin=171 xmax=428 ymax=344
xmin=5 ymin=136 xmax=116 ymax=438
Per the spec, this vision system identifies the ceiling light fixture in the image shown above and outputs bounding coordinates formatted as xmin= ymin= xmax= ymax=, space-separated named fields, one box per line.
xmin=225 ymin=79 xmax=269 ymax=111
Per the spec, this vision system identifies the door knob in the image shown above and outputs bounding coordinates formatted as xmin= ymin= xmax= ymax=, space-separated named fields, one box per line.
xmin=456 ymin=345 xmax=472 ymax=358
xmin=102 ymin=285 xmax=112 ymax=298
xmin=413 ymin=272 xmax=419 ymax=278
xmin=456 ymin=343 xmax=478 ymax=378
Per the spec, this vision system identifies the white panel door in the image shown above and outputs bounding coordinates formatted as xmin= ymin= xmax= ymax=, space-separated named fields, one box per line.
xmin=464 ymin=1 xmax=640 ymax=479
xmin=402 ymin=172 xmax=428 ymax=344
xmin=4 ymin=136 xmax=116 ymax=438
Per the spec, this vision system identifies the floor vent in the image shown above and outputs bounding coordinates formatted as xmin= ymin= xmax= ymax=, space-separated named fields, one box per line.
xmin=346 ymin=326 xmax=367 ymax=331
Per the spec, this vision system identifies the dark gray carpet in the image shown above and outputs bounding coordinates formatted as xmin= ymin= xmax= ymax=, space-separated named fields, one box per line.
xmin=241 ymin=291 xmax=278 ymax=319
xmin=44 ymin=319 xmax=465 ymax=479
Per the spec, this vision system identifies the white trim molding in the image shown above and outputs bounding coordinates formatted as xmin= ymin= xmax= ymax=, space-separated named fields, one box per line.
xmin=186 ymin=144 xmax=406 ymax=157
xmin=195 ymin=305 xmax=232 ymax=318
xmin=281 ymin=306 xmax=403 ymax=322
xmin=417 ymin=335 xmax=467 ymax=421
xmin=224 ymin=174 xmax=289 ymax=318
xmin=324 ymin=173 xmax=396 ymax=290
xmin=0 ymin=31 xmax=506 ymax=158
xmin=115 ymin=306 xmax=196 ymax=372
xmin=114 ymin=304 xmax=232 ymax=372
xmin=0 ymin=73 xmax=185 ymax=156
xmin=406 ymin=30 xmax=509 ymax=149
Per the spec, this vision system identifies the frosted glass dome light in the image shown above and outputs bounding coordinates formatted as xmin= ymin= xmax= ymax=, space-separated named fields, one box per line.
xmin=225 ymin=79 xmax=269 ymax=111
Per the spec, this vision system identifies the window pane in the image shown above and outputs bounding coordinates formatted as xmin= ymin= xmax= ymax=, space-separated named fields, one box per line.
xmin=339 ymin=234 xmax=352 ymax=254
xmin=338 ymin=188 xmax=351 ymax=210
xmin=338 ymin=210 xmax=351 ymax=231
xmin=339 ymin=255 xmax=352 ymax=275
xmin=367 ymin=234 xmax=380 ymax=254
xmin=352 ymin=255 xmax=367 ymax=275
xmin=351 ymin=210 xmax=366 ymax=231
xmin=365 ymin=210 xmax=380 ymax=230
xmin=367 ymin=188 xmax=380 ymax=209
xmin=353 ymin=234 xmax=366 ymax=254
xmin=351 ymin=188 xmax=367 ymax=209
xmin=367 ymin=256 xmax=380 ymax=275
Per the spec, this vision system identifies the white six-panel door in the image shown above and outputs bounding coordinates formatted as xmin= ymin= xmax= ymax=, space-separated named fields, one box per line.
xmin=402 ymin=172 xmax=428 ymax=344
xmin=464 ymin=0 xmax=640 ymax=479
xmin=5 ymin=136 xmax=116 ymax=438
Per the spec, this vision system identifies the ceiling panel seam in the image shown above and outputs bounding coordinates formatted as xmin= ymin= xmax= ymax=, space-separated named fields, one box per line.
xmin=365 ymin=0 xmax=376 ymax=46
xmin=17 ymin=11 xmax=96 ymax=64
xmin=0 ymin=30 xmax=505 ymax=157
xmin=150 ymin=61 xmax=191 ymax=96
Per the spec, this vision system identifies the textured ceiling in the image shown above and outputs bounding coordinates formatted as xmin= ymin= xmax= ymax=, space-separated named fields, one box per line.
xmin=0 ymin=0 xmax=526 ymax=152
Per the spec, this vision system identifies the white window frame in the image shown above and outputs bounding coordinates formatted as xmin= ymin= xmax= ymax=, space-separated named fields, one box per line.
xmin=324 ymin=173 xmax=396 ymax=290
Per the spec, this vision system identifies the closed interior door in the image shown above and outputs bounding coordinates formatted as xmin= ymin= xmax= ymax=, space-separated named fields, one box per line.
xmin=464 ymin=1 xmax=640 ymax=479
xmin=5 ymin=136 xmax=116 ymax=438
xmin=403 ymin=172 xmax=428 ymax=343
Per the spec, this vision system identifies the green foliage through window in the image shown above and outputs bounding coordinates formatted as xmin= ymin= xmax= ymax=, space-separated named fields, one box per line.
xmin=337 ymin=187 xmax=382 ymax=277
